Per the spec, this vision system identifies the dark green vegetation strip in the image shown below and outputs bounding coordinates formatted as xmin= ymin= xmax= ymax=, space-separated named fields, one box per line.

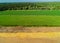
xmin=0 ymin=10 xmax=60 ymax=26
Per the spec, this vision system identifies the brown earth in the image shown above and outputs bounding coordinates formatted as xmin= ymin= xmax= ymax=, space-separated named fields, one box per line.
xmin=0 ymin=26 xmax=60 ymax=43
xmin=0 ymin=26 xmax=60 ymax=32
xmin=0 ymin=37 xmax=58 ymax=43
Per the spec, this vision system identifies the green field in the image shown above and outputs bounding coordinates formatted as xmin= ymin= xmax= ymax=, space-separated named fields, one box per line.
xmin=0 ymin=10 xmax=60 ymax=26
xmin=1 ymin=10 xmax=60 ymax=15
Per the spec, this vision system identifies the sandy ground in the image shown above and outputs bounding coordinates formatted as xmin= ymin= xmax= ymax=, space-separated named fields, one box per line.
xmin=0 ymin=37 xmax=58 ymax=43
xmin=0 ymin=26 xmax=60 ymax=43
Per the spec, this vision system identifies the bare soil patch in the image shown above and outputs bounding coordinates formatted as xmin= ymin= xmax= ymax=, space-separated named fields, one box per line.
xmin=0 ymin=37 xmax=57 ymax=43
xmin=0 ymin=26 xmax=60 ymax=32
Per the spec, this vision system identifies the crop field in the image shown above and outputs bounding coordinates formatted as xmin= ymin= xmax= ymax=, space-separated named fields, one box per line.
xmin=1 ymin=10 xmax=60 ymax=15
xmin=0 ymin=10 xmax=60 ymax=26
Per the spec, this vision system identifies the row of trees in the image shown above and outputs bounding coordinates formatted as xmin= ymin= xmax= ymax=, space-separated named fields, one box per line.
xmin=0 ymin=2 xmax=60 ymax=11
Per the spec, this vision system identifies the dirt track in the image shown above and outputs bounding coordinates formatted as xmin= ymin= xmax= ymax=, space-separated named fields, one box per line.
xmin=0 ymin=26 xmax=60 ymax=32
xmin=0 ymin=26 xmax=60 ymax=43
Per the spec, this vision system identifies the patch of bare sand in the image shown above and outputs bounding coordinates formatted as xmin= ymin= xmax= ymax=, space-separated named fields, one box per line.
xmin=0 ymin=26 xmax=60 ymax=43
xmin=0 ymin=37 xmax=58 ymax=43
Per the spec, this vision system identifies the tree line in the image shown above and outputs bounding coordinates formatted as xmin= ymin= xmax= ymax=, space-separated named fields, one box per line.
xmin=0 ymin=2 xmax=60 ymax=11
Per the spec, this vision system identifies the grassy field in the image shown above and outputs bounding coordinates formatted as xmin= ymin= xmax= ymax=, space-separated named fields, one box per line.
xmin=0 ymin=10 xmax=60 ymax=26
xmin=0 ymin=10 xmax=60 ymax=15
